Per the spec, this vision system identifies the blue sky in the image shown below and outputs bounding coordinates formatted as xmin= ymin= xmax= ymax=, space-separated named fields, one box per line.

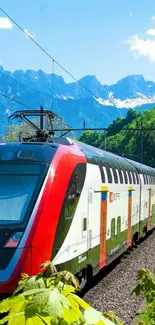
xmin=0 ymin=0 xmax=155 ymax=85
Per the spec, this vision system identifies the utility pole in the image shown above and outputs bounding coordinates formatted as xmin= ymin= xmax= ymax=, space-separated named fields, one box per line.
xmin=104 ymin=130 xmax=107 ymax=151
xmin=136 ymin=120 xmax=143 ymax=163
xmin=139 ymin=120 xmax=143 ymax=164
xmin=141 ymin=127 xmax=143 ymax=164
xmin=40 ymin=106 xmax=44 ymax=130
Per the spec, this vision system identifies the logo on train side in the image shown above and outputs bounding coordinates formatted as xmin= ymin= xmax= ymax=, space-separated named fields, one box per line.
xmin=109 ymin=192 xmax=113 ymax=202
xmin=109 ymin=192 xmax=120 ymax=202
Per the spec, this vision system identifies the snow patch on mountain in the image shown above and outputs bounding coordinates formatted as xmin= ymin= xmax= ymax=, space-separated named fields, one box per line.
xmin=94 ymin=91 xmax=155 ymax=108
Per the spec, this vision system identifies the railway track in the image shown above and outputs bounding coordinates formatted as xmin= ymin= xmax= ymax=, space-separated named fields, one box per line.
xmin=82 ymin=230 xmax=155 ymax=325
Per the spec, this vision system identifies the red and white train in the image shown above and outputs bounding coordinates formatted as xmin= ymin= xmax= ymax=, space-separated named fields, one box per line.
xmin=0 ymin=137 xmax=155 ymax=293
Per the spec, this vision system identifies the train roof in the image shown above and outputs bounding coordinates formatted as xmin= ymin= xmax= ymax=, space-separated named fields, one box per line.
xmin=0 ymin=138 xmax=155 ymax=176
xmin=126 ymin=159 xmax=155 ymax=176
xmin=72 ymin=139 xmax=155 ymax=176
xmin=72 ymin=139 xmax=136 ymax=171
xmin=0 ymin=142 xmax=59 ymax=163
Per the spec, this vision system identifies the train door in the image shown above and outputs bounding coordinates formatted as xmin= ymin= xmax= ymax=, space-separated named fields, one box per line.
xmin=87 ymin=188 xmax=93 ymax=261
xmin=87 ymin=187 xmax=101 ymax=269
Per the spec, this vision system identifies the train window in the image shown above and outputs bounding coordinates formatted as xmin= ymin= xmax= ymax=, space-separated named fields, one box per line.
xmin=130 ymin=172 xmax=133 ymax=184
xmin=117 ymin=216 xmax=121 ymax=235
xmin=111 ymin=218 xmax=115 ymax=239
xmin=65 ymin=182 xmax=77 ymax=220
xmin=118 ymin=169 xmax=123 ymax=184
xmin=143 ymin=175 xmax=146 ymax=185
xmin=142 ymin=175 xmax=144 ymax=184
xmin=98 ymin=164 xmax=105 ymax=183
xmin=106 ymin=167 xmax=112 ymax=183
xmin=83 ymin=216 xmax=87 ymax=232
xmin=135 ymin=173 xmax=139 ymax=184
xmin=112 ymin=168 xmax=118 ymax=183
xmin=122 ymin=170 xmax=128 ymax=184
xmin=68 ymin=183 xmax=76 ymax=199
xmin=0 ymin=162 xmax=47 ymax=225
xmin=127 ymin=171 xmax=132 ymax=184
xmin=132 ymin=173 xmax=136 ymax=184
xmin=125 ymin=171 xmax=129 ymax=183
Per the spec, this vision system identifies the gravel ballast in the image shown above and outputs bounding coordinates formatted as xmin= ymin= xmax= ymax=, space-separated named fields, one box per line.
xmin=84 ymin=232 xmax=155 ymax=325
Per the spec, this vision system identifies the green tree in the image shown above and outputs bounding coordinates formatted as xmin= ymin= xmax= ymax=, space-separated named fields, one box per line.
xmin=3 ymin=118 xmax=73 ymax=142
xmin=3 ymin=123 xmax=36 ymax=142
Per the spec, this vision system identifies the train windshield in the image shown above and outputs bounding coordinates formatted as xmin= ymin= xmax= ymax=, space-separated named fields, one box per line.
xmin=0 ymin=162 xmax=47 ymax=225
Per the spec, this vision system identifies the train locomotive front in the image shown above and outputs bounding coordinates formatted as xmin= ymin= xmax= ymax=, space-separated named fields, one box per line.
xmin=0 ymin=140 xmax=86 ymax=293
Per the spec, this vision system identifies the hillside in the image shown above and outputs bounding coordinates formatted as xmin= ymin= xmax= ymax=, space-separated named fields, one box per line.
xmin=79 ymin=108 xmax=155 ymax=168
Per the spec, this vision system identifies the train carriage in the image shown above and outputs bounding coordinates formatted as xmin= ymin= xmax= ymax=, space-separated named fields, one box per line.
xmin=0 ymin=137 xmax=155 ymax=293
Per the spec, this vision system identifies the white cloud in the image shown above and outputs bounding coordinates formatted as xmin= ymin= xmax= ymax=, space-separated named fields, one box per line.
xmin=0 ymin=17 xmax=13 ymax=29
xmin=129 ymin=12 xmax=133 ymax=17
xmin=24 ymin=29 xmax=36 ymax=39
xmin=150 ymin=16 xmax=155 ymax=21
xmin=125 ymin=29 xmax=155 ymax=62
xmin=146 ymin=29 xmax=155 ymax=36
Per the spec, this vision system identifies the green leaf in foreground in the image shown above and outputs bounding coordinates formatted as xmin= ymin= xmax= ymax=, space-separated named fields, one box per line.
xmin=0 ymin=260 xmax=123 ymax=325
xmin=84 ymin=307 xmax=117 ymax=325
xmin=0 ymin=295 xmax=25 ymax=314
xmin=25 ymin=288 xmax=70 ymax=319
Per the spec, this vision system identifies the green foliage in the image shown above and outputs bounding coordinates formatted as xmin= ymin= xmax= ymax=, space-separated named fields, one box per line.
xmin=3 ymin=118 xmax=73 ymax=142
xmin=102 ymin=312 xmax=124 ymax=325
xmin=132 ymin=268 xmax=155 ymax=325
xmin=79 ymin=107 xmax=155 ymax=167
xmin=132 ymin=268 xmax=155 ymax=303
xmin=0 ymin=261 xmax=123 ymax=325
xmin=3 ymin=122 xmax=37 ymax=142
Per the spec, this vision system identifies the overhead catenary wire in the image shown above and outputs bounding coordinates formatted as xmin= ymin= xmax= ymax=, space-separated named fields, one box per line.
xmin=0 ymin=91 xmax=35 ymax=110
xmin=0 ymin=7 xmax=98 ymax=100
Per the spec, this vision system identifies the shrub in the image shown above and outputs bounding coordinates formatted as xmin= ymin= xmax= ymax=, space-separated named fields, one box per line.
xmin=0 ymin=261 xmax=123 ymax=325
xmin=132 ymin=268 xmax=155 ymax=325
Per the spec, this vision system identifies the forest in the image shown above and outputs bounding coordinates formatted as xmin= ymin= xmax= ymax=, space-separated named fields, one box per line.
xmin=79 ymin=108 xmax=155 ymax=168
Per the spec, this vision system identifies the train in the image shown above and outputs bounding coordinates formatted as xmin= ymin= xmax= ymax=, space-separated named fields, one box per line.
xmin=0 ymin=136 xmax=155 ymax=293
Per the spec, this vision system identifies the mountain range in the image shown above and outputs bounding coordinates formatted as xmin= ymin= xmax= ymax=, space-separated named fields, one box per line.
xmin=0 ymin=65 xmax=155 ymax=138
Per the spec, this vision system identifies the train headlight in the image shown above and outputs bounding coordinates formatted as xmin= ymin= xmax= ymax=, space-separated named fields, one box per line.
xmin=4 ymin=232 xmax=23 ymax=248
